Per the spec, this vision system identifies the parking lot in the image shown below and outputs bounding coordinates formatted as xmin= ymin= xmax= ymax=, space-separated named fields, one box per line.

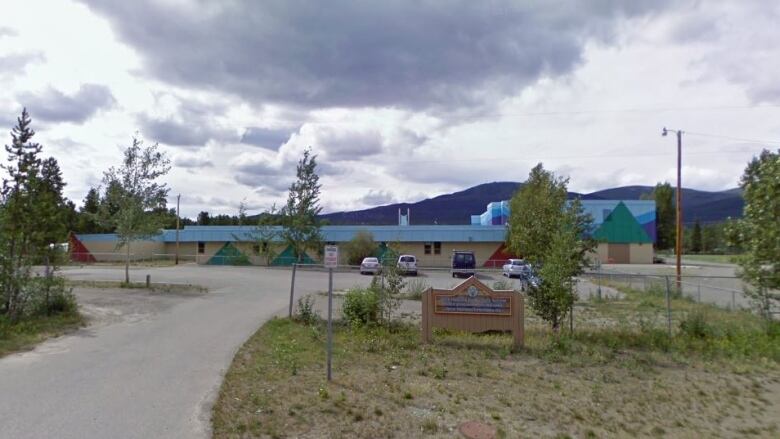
xmin=0 ymin=260 xmax=757 ymax=439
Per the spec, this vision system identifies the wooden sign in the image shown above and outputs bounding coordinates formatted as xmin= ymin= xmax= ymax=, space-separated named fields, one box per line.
xmin=422 ymin=276 xmax=524 ymax=348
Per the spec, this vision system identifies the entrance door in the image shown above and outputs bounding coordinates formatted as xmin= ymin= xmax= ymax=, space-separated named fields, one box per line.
xmin=608 ymin=244 xmax=630 ymax=264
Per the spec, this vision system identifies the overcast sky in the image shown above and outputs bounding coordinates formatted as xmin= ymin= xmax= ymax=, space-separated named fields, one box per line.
xmin=2 ymin=1 xmax=778 ymax=218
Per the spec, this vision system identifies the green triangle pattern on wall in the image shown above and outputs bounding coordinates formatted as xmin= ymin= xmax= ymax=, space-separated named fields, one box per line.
xmin=592 ymin=202 xmax=653 ymax=244
xmin=208 ymin=242 xmax=252 ymax=265
xmin=375 ymin=243 xmax=398 ymax=266
xmin=271 ymin=245 xmax=316 ymax=266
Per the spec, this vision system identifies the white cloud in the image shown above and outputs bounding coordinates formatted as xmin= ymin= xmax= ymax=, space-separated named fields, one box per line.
xmin=0 ymin=0 xmax=776 ymax=219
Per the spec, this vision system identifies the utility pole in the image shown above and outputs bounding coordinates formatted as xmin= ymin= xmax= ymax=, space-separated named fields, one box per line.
xmin=175 ymin=194 xmax=181 ymax=265
xmin=662 ymin=128 xmax=683 ymax=292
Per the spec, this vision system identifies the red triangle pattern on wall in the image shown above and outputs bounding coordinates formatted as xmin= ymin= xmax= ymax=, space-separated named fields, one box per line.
xmin=69 ymin=233 xmax=96 ymax=263
xmin=483 ymin=243 xmax=520 ymax=268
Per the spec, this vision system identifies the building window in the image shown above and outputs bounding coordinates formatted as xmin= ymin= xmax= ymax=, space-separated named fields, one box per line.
xmin=262 ymin=242 xmax=269 ymax=252
xmin=197 ymin=242 xmax=205 ymax=254
xmin=434 ymin=242 xmax=441 ymax=255
xmin=424 ymin=243 xmax=432 ymax=254
xmin=252 ymin=244 xmax=260 ymax=255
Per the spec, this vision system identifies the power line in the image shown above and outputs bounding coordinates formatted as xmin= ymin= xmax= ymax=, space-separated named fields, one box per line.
xmin=683 ymin=131 xmax=780 ymax=146
xmin=368 ymin=147 xmax=759 ymax=165
xmin=501 ymin=104 xmax=780 ymax=117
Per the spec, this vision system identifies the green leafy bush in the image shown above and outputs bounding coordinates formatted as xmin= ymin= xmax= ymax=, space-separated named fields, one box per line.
xmin=492 ymin=279 xmax=513 ymax=291
xmin=342 ymin=287 xmax=379 ymax=326
xmin=679 ymin=310 xmax=714 ymax=339
xmin=25 ymin=276 xmax=77 ymax=317
xmin=295 ymin=295 xmax=318 ymax=325
xmin=404 ymin=278 xmax=429 ymax=300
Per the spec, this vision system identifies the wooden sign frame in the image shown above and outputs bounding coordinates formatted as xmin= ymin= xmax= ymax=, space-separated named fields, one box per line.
xmin=422 ymin=276 xmax=524 ymax=348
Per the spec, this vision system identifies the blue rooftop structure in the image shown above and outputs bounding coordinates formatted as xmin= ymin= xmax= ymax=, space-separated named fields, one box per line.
xmin=77 ymin=225 xmax=508 ymax=244
xmin=470 ymin=199 xmax=657 ymax=243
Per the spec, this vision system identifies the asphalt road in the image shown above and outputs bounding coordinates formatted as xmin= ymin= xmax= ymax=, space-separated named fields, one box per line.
xmin=0 ymin=264 xmax=525 ymax=439
xmin=0 ymin=263 xmax=712 ymax=439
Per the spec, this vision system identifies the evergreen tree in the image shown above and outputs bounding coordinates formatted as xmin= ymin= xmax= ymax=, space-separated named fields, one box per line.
xmin=197 ymin=211 xmax=211 ymax=225
xmin=691 ymin=219 xmax=703 ymax=254
xmin=647 ymin=182 xmax=675 ymax=250
xmin=1 ymin=109 xmax=72 ymax=320
xmin=1 ymin=109 xmax=42 ymax=318
xmin=77 ymin=187 xmax=104 ymax=233
xmin=281 ymin=148 xmax=323 ymax=262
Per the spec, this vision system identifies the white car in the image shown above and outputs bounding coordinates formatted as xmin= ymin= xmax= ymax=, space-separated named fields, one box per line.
xmin=397 ymin=254 xmax=418 ymax=276
xmin=502 ymin=259 xmax=529 ymax=278
xmin=360 ymin=257 xmax=382 ymax=275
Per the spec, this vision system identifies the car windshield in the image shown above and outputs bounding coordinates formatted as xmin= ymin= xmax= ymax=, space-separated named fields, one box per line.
xmin=511 ymin=260 xmax=524 ymax=266
xmin=400 ymin=256 xmax=414 ymax=262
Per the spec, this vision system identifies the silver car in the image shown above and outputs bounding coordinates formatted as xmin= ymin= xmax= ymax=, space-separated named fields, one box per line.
xmin=397 ymin=254 xmax=418 ymax=276
xmin=360 ymin=257 xmax=382 ymax=275
xmin=502 ymin=259 xmax=529 ymax=278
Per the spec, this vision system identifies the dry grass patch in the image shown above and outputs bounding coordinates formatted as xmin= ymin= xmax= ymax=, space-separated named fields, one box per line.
xmin=212 ymin=311 xmax=779 ymax=438
xmin=0 ymin=311 xmax=84 ymax=357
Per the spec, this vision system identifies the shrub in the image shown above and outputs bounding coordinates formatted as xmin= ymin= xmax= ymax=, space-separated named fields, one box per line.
xmin=342 ymin=287 xmax=379 ymax=326
xmin=295 ymin=295 xmax=318 ymax=325
xmin=26 ymin=276 xmax=77 ymax=317
xmin=404 ymin=278 xmax=429 ymax=300
xmin=492 ymin=279 xmax=513 ymax=291
xmin=344 ymin=231 xmax=377 ymax=266
xmin=679 ymin=310 xmax=714 ymax=339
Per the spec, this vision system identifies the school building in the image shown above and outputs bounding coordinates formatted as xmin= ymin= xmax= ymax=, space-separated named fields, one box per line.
xmin=70 ymin=199 xmax=656 ymax=266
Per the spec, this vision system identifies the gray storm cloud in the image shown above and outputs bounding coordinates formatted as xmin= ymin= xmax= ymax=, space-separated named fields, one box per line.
xmin=18 ymin=83 xmax=115 ymax=124
xmin=79 ymin=0 xmax=667 ymax=113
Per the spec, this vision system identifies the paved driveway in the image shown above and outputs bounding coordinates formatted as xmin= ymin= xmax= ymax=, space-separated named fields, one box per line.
xmin=0 ymin=264 xmax=519 ymax=439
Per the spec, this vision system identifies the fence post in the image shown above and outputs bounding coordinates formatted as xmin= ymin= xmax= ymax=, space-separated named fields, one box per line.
xmin=665 ymin=276 xmax=672 ymax=338
xmin=731 ymin=291 xmax=736 ymax=310
xmin=569 ymin=297 xmax=574 ymax=334
xmin=288 ymin=263 xmax=297 ymax=318
xmin=145 ymin=274 xmax=151 ymax=288
xmin=597 ymin=273 xmax=602 ymax=300
xmin=697 ymin=284 xmax=701 ymax=303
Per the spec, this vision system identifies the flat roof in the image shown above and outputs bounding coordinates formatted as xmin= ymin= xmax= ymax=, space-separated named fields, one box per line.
xmin=78 ymin=225 xmax=508 ymax=243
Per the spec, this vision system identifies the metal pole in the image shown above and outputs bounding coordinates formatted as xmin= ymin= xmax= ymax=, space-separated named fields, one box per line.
xmin=569 ymin=287 xmax=574 ymax=334
xmin=288 ymin=263 xmax=297 ymax=318
xmin=697 ymin=284 xmax=701 ymax=303
xmin=665 ymin=276 xmax=672 ymax=337
xmin=175 ymin=194 xmax=180 ymax=265
xmin=675 ymin=130 xmax=683 ymax=294
xmin=597 ymin=272 xmax=602 ymax=300
xmin=327 ymin=267 xmax=334 ymax=381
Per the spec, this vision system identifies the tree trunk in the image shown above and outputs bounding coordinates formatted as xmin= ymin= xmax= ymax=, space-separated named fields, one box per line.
xmin=125 ymin=242 xmax=131 ymax=284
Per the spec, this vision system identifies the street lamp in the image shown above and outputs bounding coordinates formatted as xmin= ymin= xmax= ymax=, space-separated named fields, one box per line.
xmin=662 ymin=127 xmax=683 ymax=292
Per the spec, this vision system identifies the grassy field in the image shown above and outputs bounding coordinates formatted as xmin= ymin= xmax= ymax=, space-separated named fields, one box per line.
xmin=65 ymin=279 xmax=208 ymax=294
xmin=0 ymin=311 xmax=84 ymax=358
xmin=213 ymin=286 xmax=779 ymax=438
xmin=659 ymin=253 xmax=742 ymax=265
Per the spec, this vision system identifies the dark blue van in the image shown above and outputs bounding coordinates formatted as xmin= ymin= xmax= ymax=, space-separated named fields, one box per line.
xmin=451 ymin=250 xmax=476 ymax=278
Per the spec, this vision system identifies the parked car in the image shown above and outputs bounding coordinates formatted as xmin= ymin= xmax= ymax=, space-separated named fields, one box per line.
xmin=396 ymin=254 xmax=418 ymax=276
xmin=360 ymin=257 xmax=381 ymax=275
xmin=502 ymin=259 xmax=530 ymax=278
xmin=451 ymin=250 xmax=476 ymax=278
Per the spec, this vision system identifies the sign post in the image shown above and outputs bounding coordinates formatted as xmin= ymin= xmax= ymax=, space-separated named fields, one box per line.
xmin=323 ymin=245 xmax=339 ymax=381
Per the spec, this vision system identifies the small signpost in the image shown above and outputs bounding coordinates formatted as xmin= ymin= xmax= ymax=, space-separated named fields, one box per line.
xmin=323 ymin=245 xmax=338 ymax=381
xmin=422 ymin=276 xmax=524 ymax=348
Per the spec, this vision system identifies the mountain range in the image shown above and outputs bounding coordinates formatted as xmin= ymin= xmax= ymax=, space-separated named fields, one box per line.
xmin=321 ymin=182 xmax=743 ymax=226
